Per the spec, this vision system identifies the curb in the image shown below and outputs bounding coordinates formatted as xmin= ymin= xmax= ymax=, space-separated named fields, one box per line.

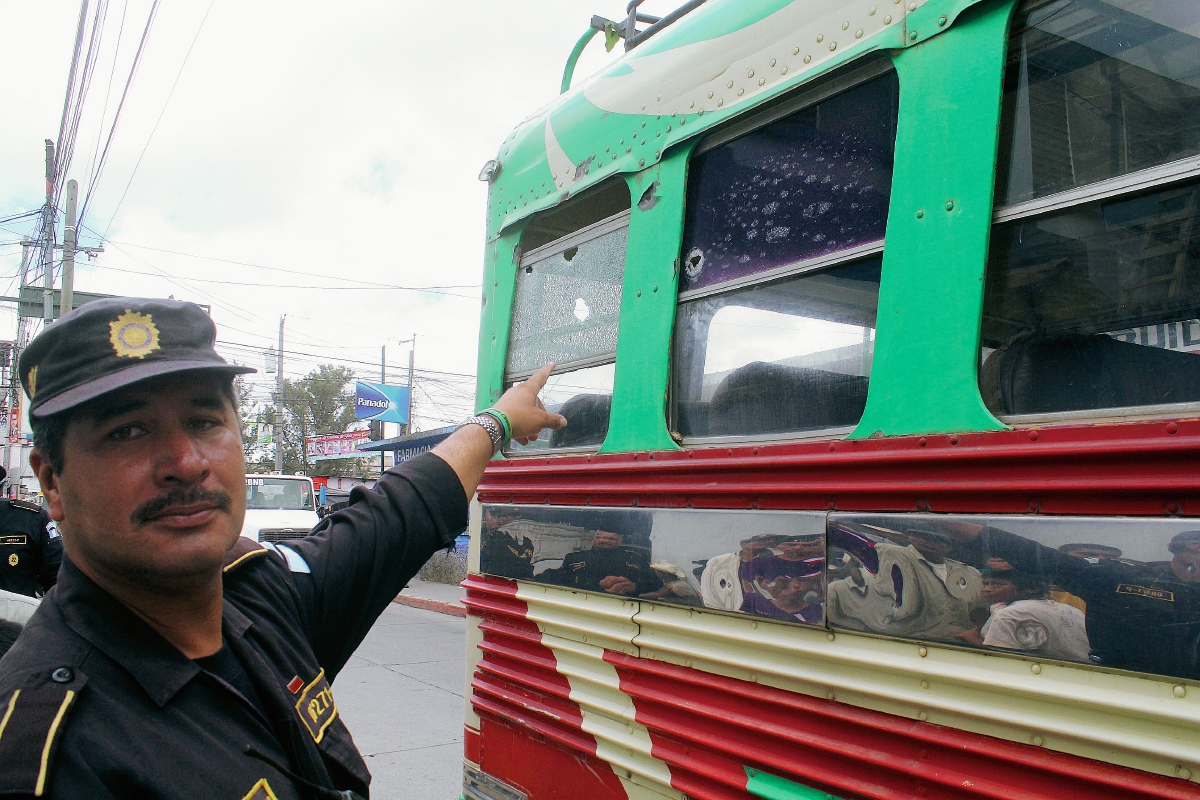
xmin=392 ymin=594 xmax=467 ymax=618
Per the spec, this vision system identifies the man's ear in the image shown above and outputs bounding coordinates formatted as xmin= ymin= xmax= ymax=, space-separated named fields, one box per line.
xmin=29 ymin=449 xmax=64 ymax=522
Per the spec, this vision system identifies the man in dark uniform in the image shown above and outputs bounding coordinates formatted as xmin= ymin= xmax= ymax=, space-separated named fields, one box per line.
xmin=480 ymin=506 xmax=535 ymax=580
xmin=0 ymin=298 xmax=565 ymax=799
xmin=0 ymin=467 xmax=62 ymax=598
xmin=981 ymin=525 xmax=1200 ymax=680
xmin=550 ymin=524 xmax=662 ymax=596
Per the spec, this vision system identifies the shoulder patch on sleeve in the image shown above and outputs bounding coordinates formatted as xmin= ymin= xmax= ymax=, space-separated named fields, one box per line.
xmin=0 ymin=680 xmax=82 ymax=796
xmin=261 ymin=542 xmax=311 ymax=574
xmin=223 ymin=537 xmax=268 ymax=573
xmin=8 ymin=499 xmax=45 ymax=515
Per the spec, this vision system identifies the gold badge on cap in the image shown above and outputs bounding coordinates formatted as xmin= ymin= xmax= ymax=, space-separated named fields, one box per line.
xmin=26 ymin=365 xmax=37 ymax=397
xmin=109 ymin=310 xmax=161 ymax=359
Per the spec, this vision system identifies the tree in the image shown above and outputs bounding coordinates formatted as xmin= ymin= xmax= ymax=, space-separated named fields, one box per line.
xmin=246 ymin=365 xmax=368 ymax=477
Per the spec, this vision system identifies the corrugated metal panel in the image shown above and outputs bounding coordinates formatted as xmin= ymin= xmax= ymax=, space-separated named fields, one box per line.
xmin=631 ymin=601 xmax=1200 ymax=789
xmin=478 ymin=419 xmax=1200 ymax=517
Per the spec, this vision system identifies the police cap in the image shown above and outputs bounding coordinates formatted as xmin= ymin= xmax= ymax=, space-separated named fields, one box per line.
xmin=18 ymin=297 xmax=254 ymax=418
xmin=1169 ymin=530 xmax=1200 ymax=555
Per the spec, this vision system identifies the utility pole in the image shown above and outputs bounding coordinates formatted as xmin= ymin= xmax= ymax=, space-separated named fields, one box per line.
xmin=42 ymin=140 xmax=55 ymax=323
xmin=274 ymin=315 xmax=285 ymax=473
xmin=380 ymin=345 xmax=386 ymax=475
xmin=61 ymin=180 xmax=77 ymax=315
xmin=406 ymin=334 xmax=415 ymax=435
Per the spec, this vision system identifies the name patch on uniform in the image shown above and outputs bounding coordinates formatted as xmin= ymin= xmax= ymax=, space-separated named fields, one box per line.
xmin=294 ymin=669 xmax=338 ymax=743
xmin=0 ymin=535 xmax=27 ymax=546
xmin=239 ymin=778 xmax=279 ymax=800
xmin=1116 ymin=584 xmax=1175 ymax=602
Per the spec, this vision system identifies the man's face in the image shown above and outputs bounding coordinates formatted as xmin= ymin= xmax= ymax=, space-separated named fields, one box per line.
xmin=484 ymin=509 xmax=519 ymax=529
xmin=592 ymin=530 xmax=621 ymax=550
xmin=981 ymin=576 xmax=1016 ymax=604
xmin=778 ymin=538 xmax=823 ymax=558
xmin=34 ymin=373 xmax=246 ymax=590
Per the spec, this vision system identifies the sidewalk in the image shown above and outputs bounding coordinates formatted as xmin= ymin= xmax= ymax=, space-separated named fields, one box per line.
xmin=393 ymin=578 xmax=466 ymax=617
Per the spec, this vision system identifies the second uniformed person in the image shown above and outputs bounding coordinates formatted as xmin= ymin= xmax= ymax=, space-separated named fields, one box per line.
xmin=548 ymin=521 xmax=662 ymax=596
xmin=0 ymin=466 xmax=62 ymax=598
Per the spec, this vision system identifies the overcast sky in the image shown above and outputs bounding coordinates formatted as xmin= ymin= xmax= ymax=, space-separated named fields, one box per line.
xmin=0 ymin=0 xmax=673 ymax=429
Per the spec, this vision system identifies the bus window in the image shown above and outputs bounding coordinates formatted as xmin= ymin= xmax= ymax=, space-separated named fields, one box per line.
xmin=982 ymin=0 xmax=1200 ymax=418
xmin=506 ymin=181 xmax=631 ymax=452
xmin=672 ymin=70 xmax=897 ymax=440
xmin=996 ymin=0 xmax=1200 ymax=207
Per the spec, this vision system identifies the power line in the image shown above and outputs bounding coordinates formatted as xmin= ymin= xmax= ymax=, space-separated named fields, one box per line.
xmin=100 ymin=0 xmax=211 ymax=241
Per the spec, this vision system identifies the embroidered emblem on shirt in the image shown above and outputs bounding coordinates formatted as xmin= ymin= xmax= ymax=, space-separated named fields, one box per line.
xmin=294 ymin=669 xmax=338 ymax=743
xmin=7 ymin=553 xmax=17 ymax=567
xmin=287 ymin=676 xmax=303 ymax=694
xmin=109 ymin=310 xmax=161 ymax=359
xmin=0 ymin=535 xmax=27 ymax=546
xmin=25 ymin=365 xmax=37 ymax=397
xmin=1116 ymin=584 xmax=1175 ymax=602
xmin=240 ymin=778 xmax=280 ymax=800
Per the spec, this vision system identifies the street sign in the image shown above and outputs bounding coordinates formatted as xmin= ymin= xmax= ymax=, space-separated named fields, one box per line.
xmin=17 ymin=287 xmax=116 ymax=319
xmin=354 ymin=381 xmax=410 ymax=424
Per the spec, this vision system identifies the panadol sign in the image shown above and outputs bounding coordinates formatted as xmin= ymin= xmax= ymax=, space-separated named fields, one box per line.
xmin=354 ymin=381 xmax=411 ymax=424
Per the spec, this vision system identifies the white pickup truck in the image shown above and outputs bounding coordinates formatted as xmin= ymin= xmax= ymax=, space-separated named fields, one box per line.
xmin=240 ymin=474 xmax=321 ymax=544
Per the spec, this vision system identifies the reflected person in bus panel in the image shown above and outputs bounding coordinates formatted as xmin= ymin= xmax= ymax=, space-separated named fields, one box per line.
xmin=978 ymin=570 xmax=1090 ymax=663
xmin=481 ymin=506 xmax=534 ymax=580
xmin=700 ymin=533 xmax=783 ymax=611
xmin=548 ymin=528 xmax=662 ymax=596
xmin=976 ymin=526 xmax=1200 ymax=679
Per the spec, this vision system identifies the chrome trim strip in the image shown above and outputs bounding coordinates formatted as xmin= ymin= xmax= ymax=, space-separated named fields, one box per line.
xmin=998 ymin=400 xmax=1200 ymax=426
xmin=992 ymin=154 xmax=1200 ymax=225
xmin=505 ymin=354 xmax=615 ymax=383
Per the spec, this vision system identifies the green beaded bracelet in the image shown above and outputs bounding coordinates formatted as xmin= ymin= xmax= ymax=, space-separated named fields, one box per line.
xmin=480 ymin=407 xmax=512 ymax=443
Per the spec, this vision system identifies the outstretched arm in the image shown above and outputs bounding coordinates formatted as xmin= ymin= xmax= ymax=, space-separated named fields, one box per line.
xmin=432 ymin=363 xmax=567 ymax=498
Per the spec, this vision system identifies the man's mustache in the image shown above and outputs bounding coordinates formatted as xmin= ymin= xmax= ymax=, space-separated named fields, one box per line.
xmin=132 ymin=486 xmax=232 ymax=524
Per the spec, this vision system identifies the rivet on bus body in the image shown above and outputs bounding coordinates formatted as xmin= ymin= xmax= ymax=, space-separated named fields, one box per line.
xmin=747 ymin=69 xmax=755 ymax=78
xmin=949 ymin=435 xmax=959 ymax=445
xmin=751 ymin=621 xmax=758 ymax=629
xmin=829 ymin=41 xmax=837 ymax=50
xmin=666 ymin=125 xmax=672 ymax=132
xmin=781 ymin=66 xmax=788 ymax=75
xmin=655 ymin=151 xmax=661 ymax=159
xmin=917 ymin=500 xmax=929 ymax=511
xmin=916 ymin=209 xmax=924 ymax=219
xmin=641 ymin=120 xmax=647 ymax=127
xmin=841 ymin=21 xmax=849 ymax=30
xmin=1179 ymin=767 xmax=1193 ymax=781
xmin=1168 ymin=502 xmax=1181 ymax=514
xmin=639 ymin=158 xmax=645 ymax=166
xmin=1032 ymin=735 xmax=1044 ymax=747
xmin=938 ymin=15 xmax=947 ymax=26
xmin=636 ymin=290 xmax=642 ymax=297
xmin=620 ymin=138 xmax=625 ymax=144
xmin=829 ymin=443 xmax=836 ymax=451
xmin=816 ymin=34 xmax=824 ymax=42
xmin=697 ymin=110 xmax=704 ymax=116
xmin=769 ymin=58 xmax=777 ymax=67
xmin=626 ymin=146 xmax=632 ymax=153
xmin=656 ymin=131 xmax=661 ymax=137
xmin=727 ymin=80 xmax=734 ymax=88
xmin=1167 ymin=422 xmax=1179 ymax=434
xmin=918 ymin=437 xmax=927 ymax=447
xmin=757 ymin=79 xmax=765 ymax=86
xmin=1174 ymin=685 xmax=1187 ymax=697
xmin=909 ymin=30 xmax=918 ymax=39
xmin=827 ymin=632 xmax=836 ymax=641
xmin=804 ymin=55 xmax=812 ymax=63
xmin=918 ymin=646 xmax=928 ymax=657
xmin=856 ymin=29 xmax=863 ymax=38
xmin=945 ymin=200 xmax=955 ymax=211
xmin=884 ymin=15 xmax=892 ymax=24
xmin=652 ymin=284 xmax=659 ymax=292
xmin=869 ymin=6 xmax=877 ymax=14
xmin=1029 ymin=430 xmax=1039 ymax=441
xmin=690 ymin=100 xmax=696 ymax=109
xmin=918 ymin=711 xmax=928 ymax=721
xmin=641 ymin=104 xmax=646 ymax=111
xmin=920 ymin=680 xmax=930 ymax=689
xmin=1031 ymin=663 xmax=1042 ymax=674
xmin=793 ymin=46 xmax=801 ymax=55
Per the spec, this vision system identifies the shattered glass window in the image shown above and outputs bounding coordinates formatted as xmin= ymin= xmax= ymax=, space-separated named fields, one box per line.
xmin=996 ymin=0 xmax=1200 ymax=206
xmin=679 ymin=71 xmax=898 ymax=294
xmin=506 ymin=217 xmax=628 ymax=377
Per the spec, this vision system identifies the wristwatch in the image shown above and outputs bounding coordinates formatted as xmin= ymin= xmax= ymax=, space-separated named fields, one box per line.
xmin=457 ymin=414 xmax=505 ymax=455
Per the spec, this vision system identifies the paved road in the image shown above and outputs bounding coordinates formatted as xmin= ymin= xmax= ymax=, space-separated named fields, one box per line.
xmin=334 ymin=602 xmax=467 ymax=799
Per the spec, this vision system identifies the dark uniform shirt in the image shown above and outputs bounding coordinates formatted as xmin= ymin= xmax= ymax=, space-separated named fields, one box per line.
xmin=0 ymin=499 xmax=61 ymax=598
xmin=0 ymin=453 xmax=467 ymax=799
xmin=549 ymin=546 xmax=662 ymax=595
xmin=480 ymin=526 xmax=535 ymax=580
xmin=986 ymin=527 xmax=1200 ymax=679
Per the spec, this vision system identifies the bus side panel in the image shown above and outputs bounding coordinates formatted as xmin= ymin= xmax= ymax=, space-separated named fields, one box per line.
xmin=464 ymin=575 xmax=635 ymax=800
xmin=607 ymin=651 xmax=1200 ymax=800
